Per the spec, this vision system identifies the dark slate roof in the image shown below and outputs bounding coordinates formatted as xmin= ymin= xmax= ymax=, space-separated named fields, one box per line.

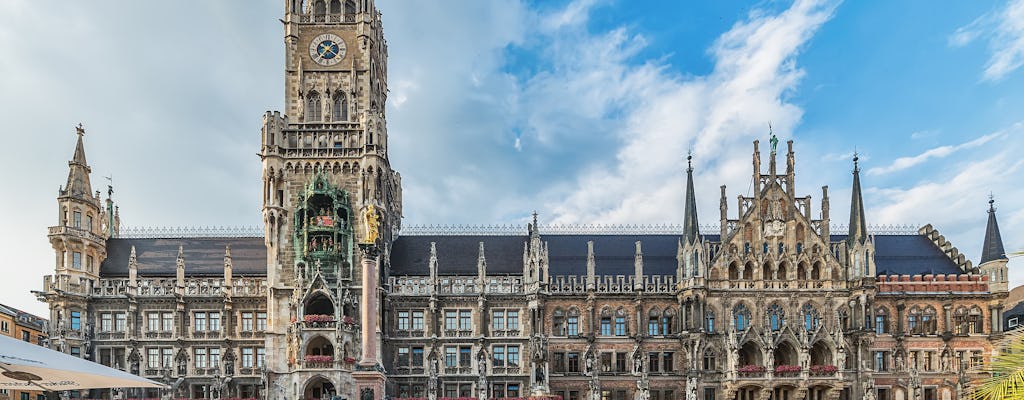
xmin=390 ymin=233 xmax=963 ymax=277
xmin=981 ymin=204 xmax=1008 ymax=264
xmin=389 ymin=235 xmax=527 ymax=276
xmin=100 ymin=238 xmax=267 ymax=277
xmin=546 ymin=234 xmax=680 ymax=276
xmin=831 ymin=234 xmax=963 ymax=276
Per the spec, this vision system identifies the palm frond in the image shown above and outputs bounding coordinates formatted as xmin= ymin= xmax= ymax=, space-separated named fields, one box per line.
xmin=972 ymin=330 xmax=1024 ymax=400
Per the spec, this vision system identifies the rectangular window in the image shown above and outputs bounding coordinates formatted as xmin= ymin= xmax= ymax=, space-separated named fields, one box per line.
xmin=445 ymin=311 xmax=458 ymax=331
xmin=553 ymin=352 xmax=565 ymax=373
xmin=115 ymin=313 xmax=126 ymax=332
xmin=412 ymin=347 xmax=424 ymax=366
xmin=148 ymin=348 xmax=160 ymax=369
xmin=704 ymin=388 xmax=716 ymax=400
xmin=73 ymin=211 xmax=82 ymax=228
xmin=459 ymin=346 xmax=472 ymax=367
xmin=649 ymin=317 xmax=660 ymax=336
xmin=876 ymin=388 xmax=890 ymax=400
xmin=663 ymin=352 xmax=674 ymax=372
xmin=101 ymin=313 xmax=113 ymax=332
xmin=508 ymin=346 xmax=520 ymax=367
xmin=147 ymin=312 xmax=160 ymax=331
xmin=71 ymin=311 xmax=81 ymax=330
xmin=256 ymin=348 xmax=266 ymax=368
xmin=242 ymin=348 xmax=254 ymax=368
xmin=1010 ymin=317 xmax=1018 ymax=328
xmin=568 ymin=352 xmax=580 ymax=373
xmin=614 ymin=352 xmax=625 ymax=372
xmin=508 ymin=310 xmax=519 ymax=330
xmin=209 ymin=348 xmax=220 ymax=368
xmin=398 ymin=347 xmax=410 ymax=366
xmin=162 ymin=348 xmax=173 ymax=368
xmin=706 ymin=314 xmax=715 ymax=333
xmin=86 ymin=255 xmax=94 ymax=272
xmin=600 ymin=318 xmax=611 ymax=335
xmin=874 ymin=351 xmax=889 ymax=372
xmin=492 ymin=311 xmax=504 ymax=331
xmin=256 ymin=312 xmax=267 ymax=331
xmin=72 ymin=252 xmax=82 ymax=270
xmin=459 ymin=310 xmax=472 ymax=331
xmin=241 ymin=312 xmax=254 ymax=332
xmin=445 ymin=347 xmax=457 ymax=367
xmin=875 ymin=315 xmax=887 ymax=335
xmin=209 ymin=312 xmax=220 ymax=331
xmin=615 ymin=317 xmax=627 ymax=336
xmin=195 ymin=348 xmax=208 ymax=368
xmin=195 ymin=312 xmax=207 ymax=331
xmin=567 ymin=316 xmax=579 ymax=336
xmin=398 ymin=311 xmax=411 ymax=330
xmin=412 ymin=311 xmax=425 ymax=330
xmin=601 ymin=353 xmax=612 ymax=372
xmin=70 ymin=346 xmax=80 ymax=357
xmin=649 ymin=352 xmax=659 ymax=372
xmin=85 ymin=215 xmax=92 ymax=231
xmin=162 ymin=312 xmax=174 ymax=332
xmin=21 ymin=330 xmax=29 ymax=342
xmin=493 ymin=346 xmax=506 ymax=367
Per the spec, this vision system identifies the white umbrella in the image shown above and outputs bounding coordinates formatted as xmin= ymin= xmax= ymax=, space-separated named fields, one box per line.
xmin=0 ymin=334 xmax=164 ymax=391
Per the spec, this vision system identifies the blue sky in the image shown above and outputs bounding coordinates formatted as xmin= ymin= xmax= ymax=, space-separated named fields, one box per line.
xmin=0 ymin=0 xmax=1022 ymax=315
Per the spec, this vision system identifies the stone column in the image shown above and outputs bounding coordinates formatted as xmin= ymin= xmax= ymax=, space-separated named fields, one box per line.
xmin=359 ymin=244 xmax=380 ymax=367
xmin=355 ymin=243 xmax=386 ymax=400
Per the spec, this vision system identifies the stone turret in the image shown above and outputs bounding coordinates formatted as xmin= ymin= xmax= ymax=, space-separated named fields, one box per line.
xmin=979 ymin=197 xmax=1009 ymax=293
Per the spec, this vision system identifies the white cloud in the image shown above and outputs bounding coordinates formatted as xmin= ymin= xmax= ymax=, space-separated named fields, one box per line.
xmin=866 ymin=130 xmax=1007 ymax=176
xmin=951 ymin=0 xmax=1024 ymax=81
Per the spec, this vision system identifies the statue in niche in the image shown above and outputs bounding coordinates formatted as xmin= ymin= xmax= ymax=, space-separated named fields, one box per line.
xmin=686 ymin=376 xmax=698 ymax=400
xmin=363 ymin=204 xmax=380 ymax=243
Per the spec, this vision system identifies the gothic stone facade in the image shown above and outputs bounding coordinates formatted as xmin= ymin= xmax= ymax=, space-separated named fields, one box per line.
xmin=36 ymin=2 xmax=1011 ymax=400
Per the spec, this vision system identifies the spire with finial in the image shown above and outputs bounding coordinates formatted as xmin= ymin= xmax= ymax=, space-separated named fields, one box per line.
xmin=847 ymin=152 xmax=868 ymax=245
xmin=981 ymin=194 xmax=1008 ymax=264
xmin=63 ymin=123 xmax=94 ymax=200
xmin=682 ymin=151 xmax=699 ymax=245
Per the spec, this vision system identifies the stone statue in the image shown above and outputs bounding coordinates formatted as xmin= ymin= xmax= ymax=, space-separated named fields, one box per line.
xmin=585 ymin=351 xmax=596 ymax=376
xmin=535 ymin=364 xmax=546 ymax=383
xmin=686 ymin=376 xmax=698 ymax=400
xmin=364 ymin=204 xmax=380 ymax=243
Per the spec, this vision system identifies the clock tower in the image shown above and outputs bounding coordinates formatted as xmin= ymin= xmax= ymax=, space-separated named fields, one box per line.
xmin=261 ymin=1 xmax=401 ymax=399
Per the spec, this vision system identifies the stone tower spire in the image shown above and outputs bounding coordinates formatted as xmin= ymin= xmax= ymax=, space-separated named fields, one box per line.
xmin=981 ymin=196 xmax=1007 ymax=264
xmin=64 ymin=124 xmax=93 ymax=200
xmin=682 ymin=153 xmax=699 ymax=245
xmin=847 ymin=154 xmax=868 ymax=246
xmin=979 ymin=196 xmax=1009 ymax=292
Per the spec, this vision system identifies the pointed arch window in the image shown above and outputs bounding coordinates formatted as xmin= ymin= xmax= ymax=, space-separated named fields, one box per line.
xmin=767 ymin=304 xmax=785 ymax=331
xmin=329 ymin=0 xmax=341 ymax=14
xmin=801 ymin=304 xmax=820 ymax=331
xmin=566 ymin=308 xmax=580 ymax=336
xmin=662 ymin=309 xmax=674 ymax=335
xmin=648 ymin=308 xmax=661 ymax=336
xmin=552 ymin=308 xmax=565 ymax=336
xmin=954 ymin=306 xmax=969 ymax=335
xmin=875 ymin=307 xmax=890 ymax=335
xmin=705 ymin=310 xmax=716 ymax=333
xmin=908 ymin=307 xmax=921 ymax=334
xmin=333 ymin=92 xmax=348 ymax=122
xmin=922 ymin=307 xmax=937 ymax=334
xmin=733 ymin=304 xmax=751 ymax=331
xmin=691 ymin=250 xmax=699 ymax=277
xmin=702 ymin=349 xmax=717 ymax=370
xmin=313 ymin=0 xmax=326 ymax=15
xmin=306 ymin=92 xmax=322 ymax=122
xmin=614 ymin=308 xmax=627 ymax=336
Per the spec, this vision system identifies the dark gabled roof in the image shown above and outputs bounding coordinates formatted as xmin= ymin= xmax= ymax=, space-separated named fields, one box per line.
xmin=546 ymin=234 xmax=679 ymax=276
xmin=389 ymin=235 xmax=526 ymax=276
xmin=390 ymin=232 xmax=963 ymax=278
xmin=100 ymin=238 xmax=267 ymax=277
xmin=830 ymin=234 xmax=963 ymax=276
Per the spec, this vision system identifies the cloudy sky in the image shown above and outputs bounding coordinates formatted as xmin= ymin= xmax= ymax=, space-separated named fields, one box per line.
xmin=1 ymin=0 xmax=1022 ymax=315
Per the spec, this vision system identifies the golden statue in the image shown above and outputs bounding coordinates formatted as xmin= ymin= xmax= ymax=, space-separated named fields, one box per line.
xmin=364 ymin=204 xmax=380 ymax=243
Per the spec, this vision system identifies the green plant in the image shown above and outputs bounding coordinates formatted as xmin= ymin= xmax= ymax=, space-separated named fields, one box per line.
xmin=972 ymin=329 xmax=1024 ymax=400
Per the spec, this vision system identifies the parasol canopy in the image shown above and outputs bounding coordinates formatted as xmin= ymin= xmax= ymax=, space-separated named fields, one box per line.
xmin=0 ymin=334 xmax=164 ymax=391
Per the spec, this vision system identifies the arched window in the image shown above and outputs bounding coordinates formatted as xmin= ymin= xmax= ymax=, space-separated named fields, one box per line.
xmin=566 ymin=308 xmax=580 ymax=336
xmin=614 ymin=308 xmax=627 ymax=336
xmin=802 ymin=303 xmax=820 ymax=331
xmin=647 ymin=308 xmax=661 ymax=336
xmin=691 ymin=250 xmax=699 ymax=277
xmin=344 ymin=0 xmax=356 ymax=14
xmin=875 ymin=307 xmax=890 ymax=335
xmin=313 ymin=0 xmax=326 ymax=15
xmin=907 ymin=307 xmax=921 ymax=334
xmin=552 ymin=308 xmax=565 ymax=336
xmin=762 ymin=262 xmax=774 ymax=281
xmin=969 ymin=306 xmax=983 ymax=334
xmin=306 ymin=92 xmax=322 ymax=122
xmin=702 ymin=349 xmax=717 ymax=371
xmin=734 ymin=304 xmax=751 ymax=331
xmin=705 ymin=310 xmax=715 ymax=333
xmin=953 ymin=307 xmax=968 ymax=335
xmin=329 ymin=0 xmax=341 ymax=14
xmin=838 ymin=308 xmax=850 ymax=330
xmin=662 ymin=308 xmax=674 ymax=335
xmin=333 ymin=92 xmax=347 ymax=121
xmin=767 ymin=304 xmax=785 ymax=331
xmin=728 ymin=262 xmax=740 ymax=280
xmin=599 ymin=308 xmax=612 ymax=336
xmin=922 ymin=307 xmax=937 ymax=334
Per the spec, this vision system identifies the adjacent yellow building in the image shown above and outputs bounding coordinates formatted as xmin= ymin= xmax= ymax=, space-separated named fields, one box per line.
xmin=0 ymin=303 xmax=48 ymax=400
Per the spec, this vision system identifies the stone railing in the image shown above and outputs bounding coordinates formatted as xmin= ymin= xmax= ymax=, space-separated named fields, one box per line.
xmin=94 ymin=277 xmax=268 ymax=298
xmin=48 ymin=225 xmax=106 ymax=243
xmin=388 ymin=277 xmax=432 ymax=295
xmin=549 ymin=276 xmax=586 ymax=293
xmin=491 ymin=329 xmax=521 ymax=337
xmin=437 ymin=277 xmax=481 ymax=295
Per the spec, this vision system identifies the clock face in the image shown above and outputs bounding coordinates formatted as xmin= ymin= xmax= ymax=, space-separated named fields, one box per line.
xmin=309 ymin=33 xmax=347 ymax=66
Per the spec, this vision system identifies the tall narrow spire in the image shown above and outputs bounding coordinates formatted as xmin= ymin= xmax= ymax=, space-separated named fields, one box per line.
xmin=981 ymin=196 xmax=1008 ymax=264
xmin=847 ymin=154 xmax=868 ymax=245
xmin=63 ymin=124 xmax=93 ymax=199
xmin=682 ymin=153 xmax=699 ymax=245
